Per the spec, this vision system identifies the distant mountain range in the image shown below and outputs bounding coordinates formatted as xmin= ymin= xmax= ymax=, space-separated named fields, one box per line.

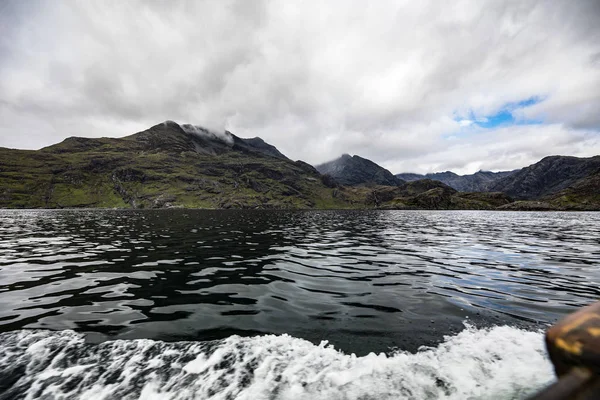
xmin=396 ymin=170 xmax=517 ymax=192
xmin=1 ymin=121 xmax=599 ymax=210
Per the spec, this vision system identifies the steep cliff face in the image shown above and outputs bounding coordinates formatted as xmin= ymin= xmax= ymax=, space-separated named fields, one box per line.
xmin=316 ymin=154 xmax=404 ymax=187
xmin=489 ymin=155 xmax=600 ymax=199
xmin=0 ymin=121 xmax=345 ymax=209
xmin=396 ymin=170 xmax=517 ymax=192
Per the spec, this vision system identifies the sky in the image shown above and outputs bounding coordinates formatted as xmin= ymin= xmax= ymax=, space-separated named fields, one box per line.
xmin=1 ymin=1 xmax=599 ymax=174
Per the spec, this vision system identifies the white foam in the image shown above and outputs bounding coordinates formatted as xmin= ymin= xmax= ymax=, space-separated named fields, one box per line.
xmin=0 ymin=325 xmax=554 ymax=400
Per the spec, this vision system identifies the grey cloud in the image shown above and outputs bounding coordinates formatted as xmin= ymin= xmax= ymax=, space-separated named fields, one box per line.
xmin=0 ymin=0 xmax=599 ymax=173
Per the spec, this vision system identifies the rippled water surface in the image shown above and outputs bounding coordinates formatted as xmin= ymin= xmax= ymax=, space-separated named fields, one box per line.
xmin=0 ymin=209 xmax=599 ymax=399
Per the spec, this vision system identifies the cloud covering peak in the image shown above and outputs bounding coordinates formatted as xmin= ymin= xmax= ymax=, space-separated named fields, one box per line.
xmin=1 ymin=0 xmax=599 ymax=174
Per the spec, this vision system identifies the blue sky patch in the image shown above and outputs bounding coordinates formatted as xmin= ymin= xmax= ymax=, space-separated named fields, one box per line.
xmin=456 ymin=96 xmax=545 ymax=129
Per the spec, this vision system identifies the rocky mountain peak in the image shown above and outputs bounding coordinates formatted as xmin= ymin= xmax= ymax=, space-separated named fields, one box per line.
xmin=316 ymin=154 xmax=404 ymax=186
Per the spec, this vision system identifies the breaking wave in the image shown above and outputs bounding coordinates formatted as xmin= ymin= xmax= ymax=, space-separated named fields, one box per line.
xmin=0 ymin=325 xmax=554 ymax=400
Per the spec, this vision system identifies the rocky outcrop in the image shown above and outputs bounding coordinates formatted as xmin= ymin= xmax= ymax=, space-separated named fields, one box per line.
xmin=358 ymin=180 xmax=514 ymax=210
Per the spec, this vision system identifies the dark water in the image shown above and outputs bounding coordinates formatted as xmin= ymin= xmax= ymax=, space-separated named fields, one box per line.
xmin=0 ymin=209 xmax=598 ymax=399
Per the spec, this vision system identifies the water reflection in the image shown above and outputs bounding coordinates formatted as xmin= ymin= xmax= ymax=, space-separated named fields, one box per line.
xmin=0 ymin=209 xmax=598 ymax=354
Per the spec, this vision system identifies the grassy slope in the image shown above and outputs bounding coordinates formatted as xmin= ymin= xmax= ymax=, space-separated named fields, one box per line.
xmin=0 ymin=148 xmax=351 ymax=209
xmin=0 ymin=125 xmax=352 ymax=209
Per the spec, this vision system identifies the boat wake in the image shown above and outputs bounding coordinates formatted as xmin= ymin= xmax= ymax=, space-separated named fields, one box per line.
xmin=0 ymin=325 xmax=554 ymax=400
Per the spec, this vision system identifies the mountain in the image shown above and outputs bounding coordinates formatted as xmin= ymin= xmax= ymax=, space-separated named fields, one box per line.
xmin=396 ymin=170 xmax=517 ymax=192
xmin=1 ymin=123 xmax=598 ymax=210
xmin=0 ymin=121 xmax=347 ymax=209
xmin=489 ymin=155 xmax=600 ymax=200
xmin=394 ymin=155 xmax=600 ymax=209
xmin=316 ymin=154 xmax=404 ymax=186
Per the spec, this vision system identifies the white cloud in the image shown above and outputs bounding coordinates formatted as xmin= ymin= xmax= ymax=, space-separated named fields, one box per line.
xmin=0 ymin=0 xmax=599 ymax=173
xmin=382 ymin=124 xmax=600 ymax=175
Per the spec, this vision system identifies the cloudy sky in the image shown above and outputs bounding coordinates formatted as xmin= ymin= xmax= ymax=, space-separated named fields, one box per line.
xmin=1 ymin=0 xmax=599 ymax=174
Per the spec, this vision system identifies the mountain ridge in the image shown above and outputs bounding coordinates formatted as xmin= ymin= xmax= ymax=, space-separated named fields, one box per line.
xmin=489 ymin=155 xmax=600 ymax=199
xmin=396 ymin=170 xmax=517 ymax=192
xmin=1 ymin=122 xmax=598 ymax=210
